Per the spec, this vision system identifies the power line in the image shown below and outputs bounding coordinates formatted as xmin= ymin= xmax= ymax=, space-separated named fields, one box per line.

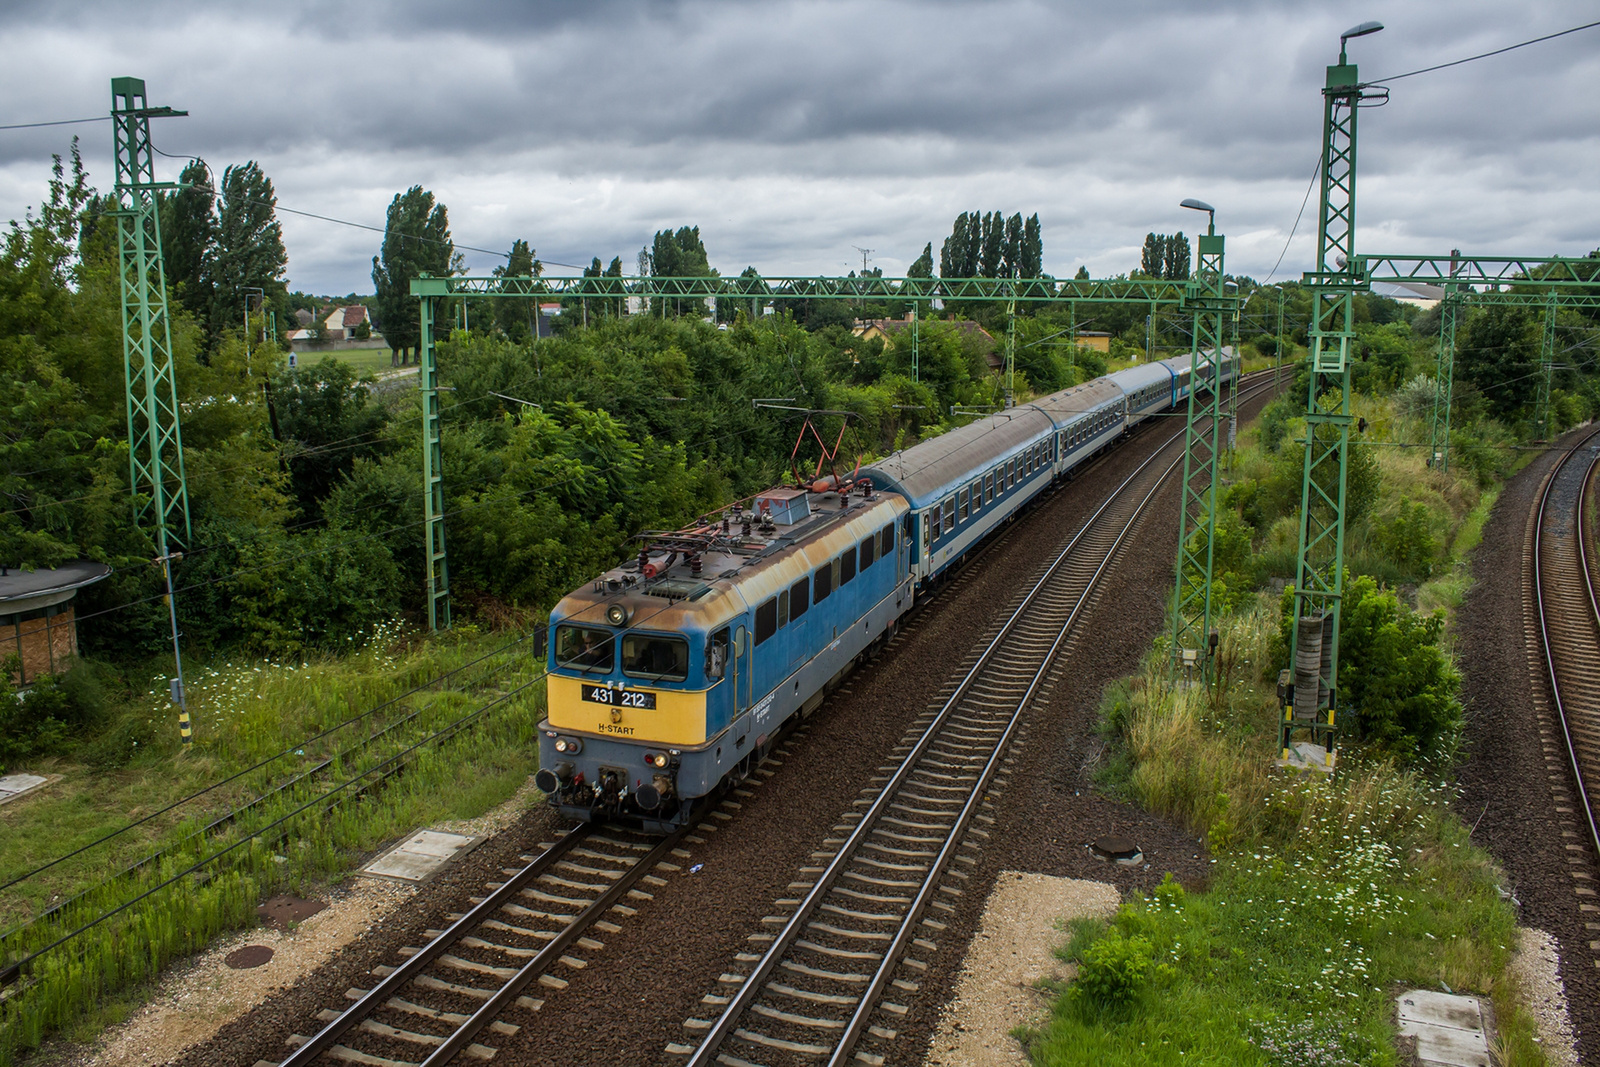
xmin=1263 ymin=157 xmax=1321 ymax=286
xmin=0 ymin=116 xmax=109 ymax=131
xmin=1367 ymin=19 xmax=1600 ymax=85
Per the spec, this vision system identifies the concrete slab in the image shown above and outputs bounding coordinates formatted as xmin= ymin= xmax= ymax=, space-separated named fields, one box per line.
xmin=361 ymin=829 xmax=479 ymax=883
xmin=1275 ymin=741 xmax=1335 ymax=774
xmin=0 ymin=773 xmax=50 ymax=805
xmin=1396 ymin=989 xmax=1492 ymax=1067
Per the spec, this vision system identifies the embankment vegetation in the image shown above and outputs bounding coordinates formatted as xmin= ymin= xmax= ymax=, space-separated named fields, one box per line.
xmin=1027 ymin=295 xmax=1600 ymax=1065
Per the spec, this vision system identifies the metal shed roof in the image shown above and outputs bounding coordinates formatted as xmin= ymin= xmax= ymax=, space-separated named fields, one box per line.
xmin=863 ymin=407 xmax=1057 ymax=508
xmin=1029 ymin=378 xmax=1124 ymax=427
xmin=0 ymin=561 xmax=111 ymax=604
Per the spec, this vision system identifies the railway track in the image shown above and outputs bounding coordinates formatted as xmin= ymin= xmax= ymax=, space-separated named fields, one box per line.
xmin=263 ymin=820 xmax=691 ymax=1067
xmin=1532 ymin=424 xmax=1600 ymax=911
xmin=670 ymin=379 xmax=1273 ymax=1067
xmin=257 ymin=373 xmax=1277 ymax=1067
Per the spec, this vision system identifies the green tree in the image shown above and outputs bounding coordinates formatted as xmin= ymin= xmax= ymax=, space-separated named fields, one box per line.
xmin=371 ymin=185 xmax=456 ymax=355
xmin=158 ymin=158 xmax=216 ymax=325
xmin=208 ymin=162 xmax=288 ymax=340
xmin=907 ymin=242 xmax=934 ymax=278
xmin=1021 ymin=214 xmax=1043 ymax=278
xmin=940 ymin=212 xmax=976 ymax=277
xmin=1457 ymin=305 xmax=1538 ymax=420
xmin=271 ymin=358 xmax=392 ymax=518
xmin=1163 ymin=232 xmax=1191 ymax=280
xmin=493 ymin=238 xmax=541 ymax=340
xmin=978 ymin=211 xmax=1004 ymax=278
xmin=1001 ymin=212 xmax=1024 ymax=278
xmin=1140 ymin=233 xmax=1165 ymax=278
xmin=649 ymin=226 xmax=715 ymax=316
xmin=1278 ymin=575 xmax=1462 ymax=759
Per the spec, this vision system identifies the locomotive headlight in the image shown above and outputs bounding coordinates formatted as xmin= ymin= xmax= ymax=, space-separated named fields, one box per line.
xmin=645 ymin=751 xmax=670 ymax=769
xmin=605 ymin=603 xmax=629 ymax=626
xmin=554 ymin=736 xmax=583 ymax=755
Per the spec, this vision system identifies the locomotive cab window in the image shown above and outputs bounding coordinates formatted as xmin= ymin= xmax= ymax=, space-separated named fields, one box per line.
xmin=705 ymin=627 xmax=729 ymax=679
xmin=621 ymin=633 xmax=688 ymax=681
xmin=881 ymin=523 xmax=895 ymax=557
xmin=555 ymin=625 xmax=615 ymax=672
xmin=840 ymin=548 xmax=856 ymax=585
xmin=859 ymin=533 xmax=876 ymax=569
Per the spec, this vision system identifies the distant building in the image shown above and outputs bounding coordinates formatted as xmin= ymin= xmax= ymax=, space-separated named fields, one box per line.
xmin=1372 ymin=281 xmax=1443 ymax=311
xmin=293 ymin=308 xmax=314 ymax=328
xmin=1074 ymin=330 xmax=1112 ymax=354
xmin=0 ymin=562 xmax=110 ymax=684
xmin=320 ymin=304 xmax=372 ymax=340
xmin=852 ymin=317 xmax=1002 ymax=368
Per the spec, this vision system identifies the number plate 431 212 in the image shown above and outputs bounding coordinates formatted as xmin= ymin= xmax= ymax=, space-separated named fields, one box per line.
xmin=580 ymin=684 xmax=656 ymax=710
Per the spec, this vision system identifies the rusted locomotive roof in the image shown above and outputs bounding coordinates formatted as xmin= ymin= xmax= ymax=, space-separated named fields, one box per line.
xmin=553 ymin=486 xmax=907 ymax=634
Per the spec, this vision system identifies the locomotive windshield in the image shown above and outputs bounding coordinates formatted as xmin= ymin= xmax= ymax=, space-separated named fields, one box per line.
xmin=554 ymin=625 xmax=615 ymax=672
xmin=622 ymin=633 xmax=689 ymax=682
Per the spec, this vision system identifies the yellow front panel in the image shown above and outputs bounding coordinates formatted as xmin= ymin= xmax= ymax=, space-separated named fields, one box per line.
xmin=547 ymin=674 xmax=708 ymax=745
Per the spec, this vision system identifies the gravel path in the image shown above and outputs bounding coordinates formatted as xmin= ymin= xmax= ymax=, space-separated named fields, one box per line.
xmin=1455 ymin=426 xmax=1600 ymax=1066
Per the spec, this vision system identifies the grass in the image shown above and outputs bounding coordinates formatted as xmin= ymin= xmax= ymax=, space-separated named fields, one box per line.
xmin=0 ymin=619 xmax=547 ymax=1065
xmin=306 ymin=346 xmax=407 ymax=376
xmin=1028 ymin=606 xmax=1547 ymax=1067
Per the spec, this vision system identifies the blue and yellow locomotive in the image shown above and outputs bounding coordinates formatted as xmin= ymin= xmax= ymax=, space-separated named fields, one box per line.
xmin=534 ymin=349 xmax=1240 ymax=827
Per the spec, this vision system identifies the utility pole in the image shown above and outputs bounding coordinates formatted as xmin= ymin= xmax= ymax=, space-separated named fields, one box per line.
xmin=1426 ymin=251 xmax=1464 ymax=471
xmin=1283 ymin=22 xmax=1385 ymax=770
xmin=1171 ymin=199 xmax=1228 ymax=678
xmin=1533 ymin=288 xmax=1558 ymax=440
xmin=112 ymin=76 xmax=194 ymax=744
xmin=416 ymin=284 xmax=451 ymax=631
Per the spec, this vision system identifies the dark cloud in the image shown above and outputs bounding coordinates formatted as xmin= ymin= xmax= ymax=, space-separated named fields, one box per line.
xmin=2 ymin=0 xmax=1596 ymax=292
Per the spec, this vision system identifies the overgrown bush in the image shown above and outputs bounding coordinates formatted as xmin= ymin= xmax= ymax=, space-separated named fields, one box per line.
xmin=1276 ymin=576 xmax=1462 ymax=760
xmin=1072 ymin=928 xmax=1155 ymax=1010
xmin=0 ymin=659 xmax=114 ymax=772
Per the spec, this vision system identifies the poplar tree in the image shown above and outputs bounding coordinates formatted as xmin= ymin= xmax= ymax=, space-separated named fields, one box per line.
xmin=371 ymin=185 xmax=455 ymax=355
xmin=208 ymin=161 xmax=287 ymax=338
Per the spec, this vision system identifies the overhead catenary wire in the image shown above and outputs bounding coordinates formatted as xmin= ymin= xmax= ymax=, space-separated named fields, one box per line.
xmin=1366 ymin=19 xmax=1600 ymax=85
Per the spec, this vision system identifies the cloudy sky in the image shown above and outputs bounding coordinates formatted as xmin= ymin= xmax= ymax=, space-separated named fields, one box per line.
xmin=3 ymin=1 xmax=1597 ymax=294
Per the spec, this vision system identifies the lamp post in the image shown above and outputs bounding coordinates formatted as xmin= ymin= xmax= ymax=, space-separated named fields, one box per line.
xmin=1171 ymin=197 xmax=1229 ymax=678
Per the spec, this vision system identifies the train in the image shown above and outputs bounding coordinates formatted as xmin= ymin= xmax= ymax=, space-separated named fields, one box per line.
xmin=532 ymin=348 xmax=1241 ymax=829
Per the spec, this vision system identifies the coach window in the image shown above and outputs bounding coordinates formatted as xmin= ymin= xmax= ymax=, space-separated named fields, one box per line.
xmin=815 ymin=562 xmax=834 ymax=603
xmin=840 ymin=548 xmax=856 ymax=585
xmin=985 ymin=472 xmax=995 ymax=503
xmin=929 ymin=506 xmax=942 ymax=541
xmin=621 ymin=633 xmax=689 ymax=681
xmin=790 ymin=577 xmax=810 ymax=620
xmin=1007 ymin=459 xmax=1016 ymax=488
xmin=555 ymin=625 xmax=614 ymax=672
xmin=970 ymin=479 xmax=981 ymax=512
xmin=859 ymin=533 xmax=876 ymax=570
xmin=705 ymin=627 xmax=729 ymax=679
xmin=958 ymin=488 xmax=969 ymax=521
xmin=942 ymin=496 xmax=955 ymax=532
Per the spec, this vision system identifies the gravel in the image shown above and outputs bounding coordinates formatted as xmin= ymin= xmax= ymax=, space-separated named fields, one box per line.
xmin=1453 ymin=425 xmax=1600 ymax=1065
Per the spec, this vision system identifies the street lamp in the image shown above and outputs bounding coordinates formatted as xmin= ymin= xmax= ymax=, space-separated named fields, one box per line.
xmin=1179 ymin=198 xmax=1216 ymax=236
xmin=1339 ymin=20 xmax=1383 ymax=63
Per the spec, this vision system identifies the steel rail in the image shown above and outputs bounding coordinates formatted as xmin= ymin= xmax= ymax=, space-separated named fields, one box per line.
xmin=276 ymin=822 xmax=592 ymax=1066
xmin=417 ymin=822 xmax=695 ymax=1066
xmin=684 ymin=373 xmax=1275 ymax=1067
xmin=1533 ymin=424 xmax=1600 ymax=864
xmin=825 ymin=431 xmax=1190 ymax=1066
